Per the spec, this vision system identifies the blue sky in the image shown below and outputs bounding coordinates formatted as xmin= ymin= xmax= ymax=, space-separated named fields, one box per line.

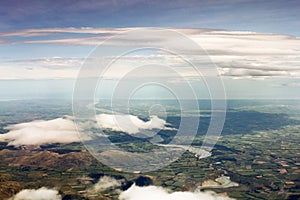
xmin=0 ymin=0 xmax=300 ymax=99
xmin=1 ymin=0 xmax=300 ymax=36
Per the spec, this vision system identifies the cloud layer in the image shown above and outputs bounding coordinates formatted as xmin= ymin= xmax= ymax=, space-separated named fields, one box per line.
xmin=0 ymin=117 xmax=80 ymax=147
xmin=1 ymin=28 xmax=299 ymax=80
xmin=119 ymin=184 xmax=234 ymax=200
xmin=9 ymin=187 xmax=61 ymax=200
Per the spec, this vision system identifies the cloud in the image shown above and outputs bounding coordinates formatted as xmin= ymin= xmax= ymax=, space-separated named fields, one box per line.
xmin=0 ymin=113 xmax=173 ymax=147
xmin=88 ymin=176 xmax=124 ymax=193
xmin=0 ymin=113 xmax=200 ymax=171
xmin=119 ymin=184 xmax=235 ymax=200
xmin=190 ymin=30 xmax=300 ymax=79
xmin=220 ymin=67 xmax=291 ymax=78
xmin=1 ymin=27 xmax=300 ymax=80
xmin=0 ymin=57 xmax=82 ymax=80
xmin=9 ymin=187 xmax=61 ymax=200
xmin=0 ymin=27 xmax=129 ymax=45
xmin=12 ymin=35 xmax=107 ymax=46
xmin=87 ymin=176 xmax=235 ymax=200
xmin=0 ymin=117 xmax=80 ymax=147
xmin=0 ymin=27 xmax=124 ymax=37
xmin=96 ymin=114 xmax=174 ymax=134
xmin=9 ymin=57 xmax=83 ymax=69
xmin=0 ymin=65 xmax=79 ymax=80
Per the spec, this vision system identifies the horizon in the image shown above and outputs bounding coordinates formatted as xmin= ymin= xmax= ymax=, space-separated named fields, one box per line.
xmin=0 ymin=1 xmax=300 ymax=100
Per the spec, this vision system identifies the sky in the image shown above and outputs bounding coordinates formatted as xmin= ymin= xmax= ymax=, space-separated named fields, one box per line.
xmin=0 ymin=0 xmax=300 ymax=99
xmin=1 ymin=0 xmax=300 ymax=35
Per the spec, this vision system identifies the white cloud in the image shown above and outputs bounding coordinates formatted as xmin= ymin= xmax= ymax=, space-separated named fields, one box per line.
xmin=96 ymin=114 xmax=175 ymax=134
xmin=0 ymin=117 xmax=80 ymax=147
xmin=191 ymin=31 xmax=300 ymax=79
xmin=119 ymin=184 xmax=235 ymax=200
xmin=0 ymin=27 xmax=124 ymax=37
xmin=10 ymin=57 xmax=83 ymax=68
xmin=9 ymin=187 xmax=61 ymax=200
xmin=220 ymin=67 xmax=291 ymax=78
xmin=0 ymin=27 xmax=131 ymax=45
xmin=1 ymin=27 xmax=300 ymax=80
xmin=0 ymin=113 xmax=174 ymax=147
xmin=88 ymin=176 xmax=124 ymax=193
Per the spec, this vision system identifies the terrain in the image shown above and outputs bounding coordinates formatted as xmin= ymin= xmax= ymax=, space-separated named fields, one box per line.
xmin=0 ymin=99 xmax=299 ymax=199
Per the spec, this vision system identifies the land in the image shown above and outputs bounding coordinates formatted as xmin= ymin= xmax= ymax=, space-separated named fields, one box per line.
xmin=0 ymin=99 xmax=299 ymax=199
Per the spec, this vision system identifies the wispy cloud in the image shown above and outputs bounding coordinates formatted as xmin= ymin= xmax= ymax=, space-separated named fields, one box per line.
xmin=9 ymin=57 xmax=83 ymax=69
xmin=0 ymin=27 xmax=123 ymax=37
xmin=88 ymin=176 xmax=124 ymax=194
xmin=1 ymin=27 xmax=300 ymax=80
xmin=0 ymin=27 xmax=130 ymax=45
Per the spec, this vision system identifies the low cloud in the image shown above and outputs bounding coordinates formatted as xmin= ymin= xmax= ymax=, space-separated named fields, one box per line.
xmin=96 ymin=114 xmax=175 ymax=134
xmin=0 ymin=117 xmax=80 ymax=147
xmin=0 ymin=114 xmax=174 ymax=147
xmin=9 ymin=187 xmax=61 ymax=200
xmin=119 ymin=184 xmax=235 ymax=200
xmin=88 ymin=176 xmax=124 ymax=193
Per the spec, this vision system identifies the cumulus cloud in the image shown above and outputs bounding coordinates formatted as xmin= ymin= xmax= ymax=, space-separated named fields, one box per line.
xmin=0 ymin=117 xmax=80 ymax=147
xmin=9 ymin=187 xmax=61 ymax=200
xmin=119 ymin=184 xmax=235 ymax=200
xmin=96 ymin=114 xmax=175 ymax=134
xmin=88 ymin=176 xmax=124 ymax=193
